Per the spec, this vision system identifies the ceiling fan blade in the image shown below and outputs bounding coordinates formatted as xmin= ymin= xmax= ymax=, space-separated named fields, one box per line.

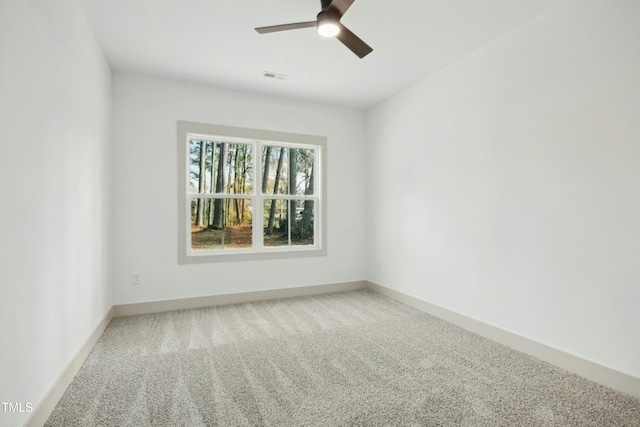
xmin=336 ymin=24 xmax=372 ymax=58
xmin=255 ymin=21 xmax=317 ymax=34
xmin=328 ymin=0 xmax=356 ymax=16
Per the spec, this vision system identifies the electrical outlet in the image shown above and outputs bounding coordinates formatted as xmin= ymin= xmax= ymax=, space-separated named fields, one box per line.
xmin=131 ymin=272 xmax=142 ymax=285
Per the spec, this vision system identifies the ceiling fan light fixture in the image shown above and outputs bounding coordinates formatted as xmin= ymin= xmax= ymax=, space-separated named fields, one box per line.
xmin=317 ymin=10 xmax=340 ymax=37
xmin=318 ymin=21 xmax=339 ymax=37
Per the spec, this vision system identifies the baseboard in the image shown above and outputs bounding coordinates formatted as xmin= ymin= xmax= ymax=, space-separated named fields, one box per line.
xmin=114 ymin=280 xmax=367 ymax=317
xmin=366 ymin=281 xmax=640 ymax=400
xmin=24 ymin=307 xmax=115 ymax=427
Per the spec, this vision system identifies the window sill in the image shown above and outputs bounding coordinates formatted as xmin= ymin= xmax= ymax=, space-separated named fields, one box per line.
xmin=178 ymin=246 xmax=327 ymax=264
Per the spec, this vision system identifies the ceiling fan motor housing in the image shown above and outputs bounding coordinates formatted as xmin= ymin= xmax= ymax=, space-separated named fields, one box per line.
xmin=317 ymin=7 xmax=342 ymax=26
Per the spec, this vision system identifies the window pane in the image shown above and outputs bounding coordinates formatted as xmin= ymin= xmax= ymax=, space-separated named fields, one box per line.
xmin=225 ymin=143 xmax=253 ymax=194
xmin=191 ymin=141 xmax=253 ymax=195
xmin=261 ymin=146 xmax=289 ymax=195
xmin=191 ymin=199 xmax=252 ymax=250
xmin=263 ymin=199 xmax=287 ymax=246
xmin=291 ymin=148 xmax=315 ymax=196
xmin=263 ymin=200 xmax=314 ymax=247
xmin=292 ymin=199 xmax=315 ymax=246
xmin=189 ymin=139 xmax=211 ymax=194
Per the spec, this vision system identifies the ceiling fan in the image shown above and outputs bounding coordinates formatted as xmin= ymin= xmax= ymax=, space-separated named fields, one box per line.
xmin=255 ymin=0 xmax=373 ymax=58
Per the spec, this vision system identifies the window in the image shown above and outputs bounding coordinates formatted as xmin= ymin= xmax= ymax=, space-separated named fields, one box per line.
xmin=178 ymin=121 xmax=326 ymax=263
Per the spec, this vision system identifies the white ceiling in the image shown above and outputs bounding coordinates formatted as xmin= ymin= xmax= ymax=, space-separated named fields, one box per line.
xmin=78 ymin=0 xmax=564 ymax=110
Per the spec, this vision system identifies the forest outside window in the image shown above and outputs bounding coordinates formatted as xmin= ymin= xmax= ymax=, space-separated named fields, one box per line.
xmin=178 ymin=121 xmax=326 ymax=263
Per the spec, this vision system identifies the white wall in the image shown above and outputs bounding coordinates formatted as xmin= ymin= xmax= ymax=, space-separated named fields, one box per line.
xmin=112 ymin=73 xmax=366 ymax=304
xmin=0 ymin=1 xmax=112 ymax=426
xmin=366 ymin=0 xmax=640 ymax=378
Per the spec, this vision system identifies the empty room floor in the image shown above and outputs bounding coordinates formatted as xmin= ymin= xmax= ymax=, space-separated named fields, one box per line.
xmin=46 ymin=290 xmax=640 ymax=426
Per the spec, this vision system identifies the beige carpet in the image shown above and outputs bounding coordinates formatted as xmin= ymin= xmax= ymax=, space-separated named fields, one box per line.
xmin=46 ymin=290 xmax=640 ymax=426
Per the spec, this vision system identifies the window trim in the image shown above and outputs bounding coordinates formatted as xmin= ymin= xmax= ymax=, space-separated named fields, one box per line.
xmin=177 ymin=121 xmax=327 ymax=264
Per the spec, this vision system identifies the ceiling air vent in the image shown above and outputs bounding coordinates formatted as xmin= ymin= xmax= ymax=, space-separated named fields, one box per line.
xmin=263 ymin=71 xmax=289 ymax=80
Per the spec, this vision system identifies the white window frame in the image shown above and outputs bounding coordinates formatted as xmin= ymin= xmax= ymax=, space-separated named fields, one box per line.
xmin=177 ymin=121 xmax=327 ymax=264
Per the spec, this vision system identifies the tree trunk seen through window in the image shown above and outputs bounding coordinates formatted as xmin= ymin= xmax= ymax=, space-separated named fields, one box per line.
xmin=261 ymin=146 xmax=271 ymax=194
xmin=233 ymin=146 xmax=241 ymax=224
xmin=195 ymin=141 xmax=207 ymax=227
xmin=301 ymin=164 xmax=314 ymax=238
xmin=286 ymin=148 xmax=297 ymax=236
xmin=212 ymin=142 xmax=226 ymax=229
xmin=208 ymin=142 xmax=216 ymax=226
xmin=239 ymin=145 xmax=249 ymax=222
xmin=266 ymin=147 xmax=285 ymax=235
